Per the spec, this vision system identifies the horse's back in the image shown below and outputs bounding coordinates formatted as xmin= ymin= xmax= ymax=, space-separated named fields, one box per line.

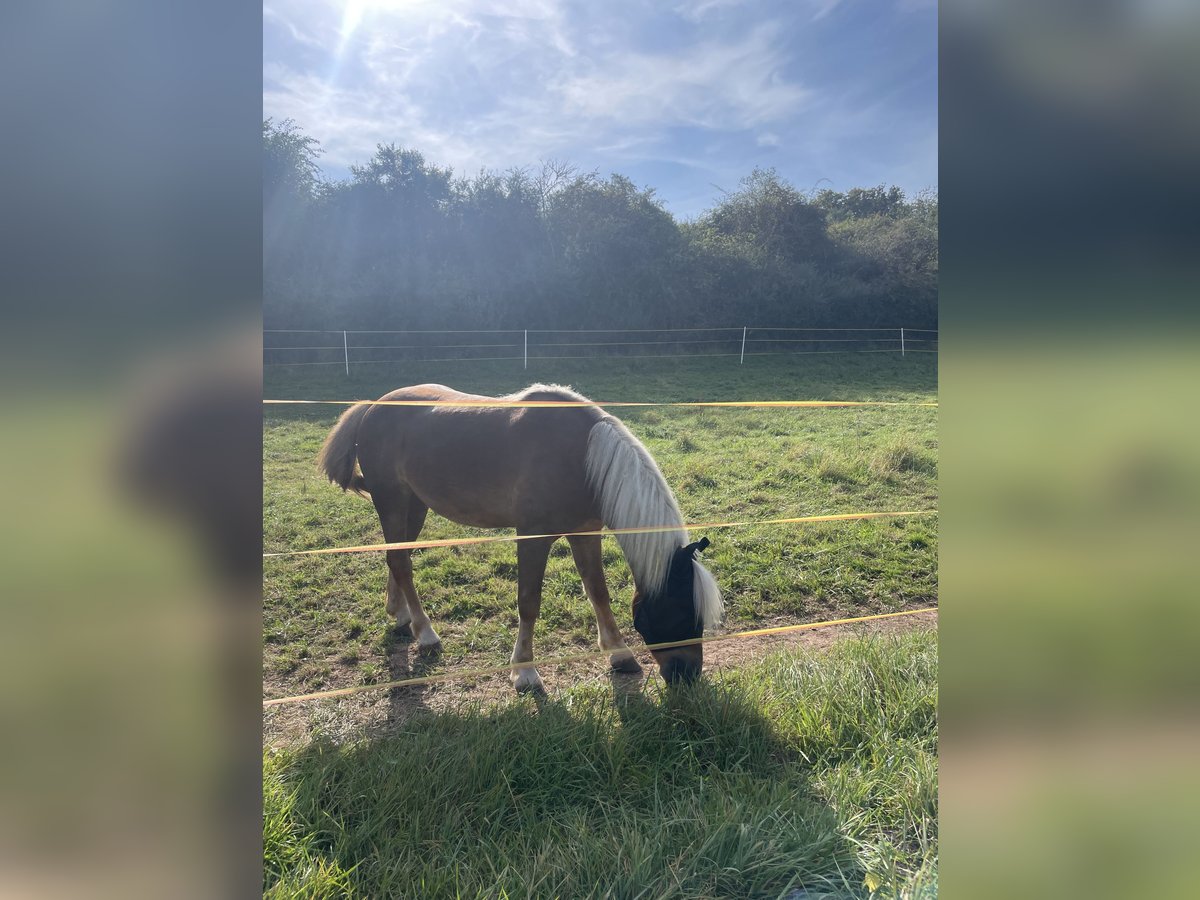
xmin=355 ymin=383 xmax=605 ymax=530
xmin=379 ymin=383 xmax=483 ymax=403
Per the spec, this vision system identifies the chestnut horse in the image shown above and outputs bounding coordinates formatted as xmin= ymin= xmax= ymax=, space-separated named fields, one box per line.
xmin=318 ymin=383 xmax=722 ymax=688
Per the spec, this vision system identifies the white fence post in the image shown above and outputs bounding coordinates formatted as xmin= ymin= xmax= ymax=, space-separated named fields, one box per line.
xmin=900 ymin=327 xmax=905 ymax=357
xmin=524 ymin=329 xmax=528 ymax=370
xmin=343 ymin=330 xmax=350 ymax=375
xmin=740 ymin=326 xmax=747 ymax=364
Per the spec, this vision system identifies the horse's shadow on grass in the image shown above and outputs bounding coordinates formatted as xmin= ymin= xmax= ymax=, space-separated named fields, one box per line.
xmin=270 ymin=667 xmax=871 ymax=898
xmin=381 ymin=622 xmax=443 ymax=727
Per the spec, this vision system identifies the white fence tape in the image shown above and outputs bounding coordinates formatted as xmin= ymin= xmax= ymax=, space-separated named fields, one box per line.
xmin=263 ymin=326 xmax=938 ymax=370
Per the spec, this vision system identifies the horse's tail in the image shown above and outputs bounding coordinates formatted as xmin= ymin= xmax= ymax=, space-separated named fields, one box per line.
xmin=584 ymin=416 xmax=722 ymax=626
xmin=318 ymin=402 xmax=372 ymax=498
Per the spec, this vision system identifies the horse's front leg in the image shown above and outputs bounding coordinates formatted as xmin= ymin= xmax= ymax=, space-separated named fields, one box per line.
xmin=568 ymin=534 xmax=640 ymax=673
xmin=511 ymin=535 xmax=554 ymax=693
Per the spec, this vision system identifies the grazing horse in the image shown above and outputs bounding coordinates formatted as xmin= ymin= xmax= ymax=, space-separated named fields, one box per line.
xmin=317 ymin=383 xmax=722 ymax=689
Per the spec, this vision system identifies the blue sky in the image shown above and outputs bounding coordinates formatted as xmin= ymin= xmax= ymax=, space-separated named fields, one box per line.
xmin=264 ymin=0 xmax=936 ymax=220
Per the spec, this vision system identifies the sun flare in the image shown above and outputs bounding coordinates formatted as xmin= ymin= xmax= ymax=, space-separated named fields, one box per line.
xmin=339 ymin=0 xmax=367 ymax=39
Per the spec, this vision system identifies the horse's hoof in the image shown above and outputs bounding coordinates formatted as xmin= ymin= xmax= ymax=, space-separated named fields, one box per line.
xmin=416 ymin=627 xmax=442 ymax=650
xmin=609 ymin=651 xmax=641 ymax=673
xmin=393 ymin=621 xmax=413 ymax=638
xmin=512 ymin=667 xmax=544 ymax=693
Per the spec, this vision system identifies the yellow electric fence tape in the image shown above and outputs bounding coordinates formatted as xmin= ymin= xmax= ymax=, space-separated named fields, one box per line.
xmin=264 ymin=510 xmax=936 ymax=558
xmin=264 ymin=398 xmax=937 ymax=408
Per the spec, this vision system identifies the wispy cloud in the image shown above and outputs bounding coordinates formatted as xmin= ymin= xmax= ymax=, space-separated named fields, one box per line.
xmin=673 ymin=0 xmax=756 ymax=23
xmin=807 ymin=0 xmax=846 ymax=22
xmin=263 ymin=0 xmax=936 ymax=215
xmin=554 ymin=23 xmax=810 ymax=130
xmin=266 ymin=4 xmax=806 ymax=168
xmin=263 ymin=5 xmax=326 ymax=50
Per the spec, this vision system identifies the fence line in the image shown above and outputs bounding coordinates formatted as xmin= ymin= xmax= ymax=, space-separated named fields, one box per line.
xmin=264 ymin=399 xmax=936 ymax=409
xmin=347 ymin=328 xmax=525 ymax=334
xmin=744 ymin=328 xmax=921 ymax=336
xmin=266 ymin=351 xmax=944 ymax=368
xmin=264 ymin=338 xmax=937 ymax=353
xmin=261 ymin=328 xmax=934 ymax=338
xmin=263 ymin=325 xmax=937 ymax=372
xmin=264 ymin=356 xmax=527 ymax=367
xmin=262 ymin=606 xmax=938 ymax=706
xmin=265 ymin=328 xmax=936 ymax=339
xmin=747 ymin=337 xmax=901 ymax=344
xmin=262 ymin=349 xmax=940 ymax=368
xmin=527 ymin=326 xmax=742 ymax=333
xmin=264 ymin=327 xmax=936 ymax=335
xmin=535 ymin=338 xmax=741 ymax=347
xmin=266 ymin=343 xmax=524 ymax=351
xmin=264 ymin=510 xmax=935 ymax=559
xmin=263 ymin=340 xmax=932 ymax=353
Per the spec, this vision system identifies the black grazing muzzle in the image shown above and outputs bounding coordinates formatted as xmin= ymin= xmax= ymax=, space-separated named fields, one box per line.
xmin=633 ymin=537 xmax=711 ymax=649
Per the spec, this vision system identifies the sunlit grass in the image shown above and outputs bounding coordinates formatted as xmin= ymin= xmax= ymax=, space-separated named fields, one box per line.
xmin=264 ymin=630 xmax=938 ymax=899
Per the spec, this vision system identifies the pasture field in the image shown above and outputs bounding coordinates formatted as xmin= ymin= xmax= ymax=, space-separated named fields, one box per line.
xmin=264 ymin=353 xmax=937 ymax=698
xmin=263 ymin=352 xmax=937 ymax=897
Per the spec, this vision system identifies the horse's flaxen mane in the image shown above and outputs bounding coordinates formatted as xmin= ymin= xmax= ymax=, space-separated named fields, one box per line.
xmin=584 ymin=409 xmax=723 ymax=628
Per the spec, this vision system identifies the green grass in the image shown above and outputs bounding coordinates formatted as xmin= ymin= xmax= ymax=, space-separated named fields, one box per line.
xmin=263 ymin=353 xmax=938 ymax=897
xmin=264 ymin=630 xmax=938 ymax=899
xmin=263 ymin=353 xmax=937 ymax=696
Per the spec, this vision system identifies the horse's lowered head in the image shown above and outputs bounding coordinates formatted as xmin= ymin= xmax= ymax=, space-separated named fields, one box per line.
xmin=631 ymin=537 xmax=721 ymax=684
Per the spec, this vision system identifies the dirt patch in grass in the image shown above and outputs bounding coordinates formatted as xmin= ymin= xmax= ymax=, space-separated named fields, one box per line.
xmin=263 ymin=607 xmax=936 ymax=748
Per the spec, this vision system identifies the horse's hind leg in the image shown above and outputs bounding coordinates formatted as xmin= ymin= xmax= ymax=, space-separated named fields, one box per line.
xmin=385 ymin=572 xmax=411 ymax=633
xmin=386 ymin=548 xmax=440 ymax=650
xmin=568 ymin=534 xmax=640 ymax=673
xmin=511 ymin=535 xmax=554 ymax=693
xmin=384 ymin=500 xmax=431 ymax=634
xmin=375 ymin=489 xmax=440 ymax=650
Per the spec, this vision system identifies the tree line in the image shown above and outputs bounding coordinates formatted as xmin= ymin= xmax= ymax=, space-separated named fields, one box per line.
xmin=264 ymin=119 xmax=937 ymax=332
